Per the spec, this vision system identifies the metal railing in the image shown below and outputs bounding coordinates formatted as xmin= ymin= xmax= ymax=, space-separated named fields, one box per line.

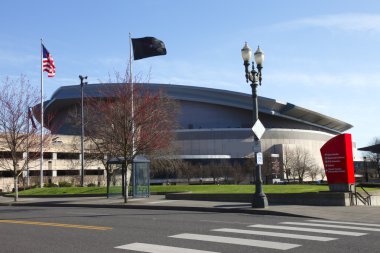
xmin=350 ymin=184 xmax=372 ymax=206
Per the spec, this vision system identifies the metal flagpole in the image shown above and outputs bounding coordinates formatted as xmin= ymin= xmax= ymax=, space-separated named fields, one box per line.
xmin=40 ymin=39 xmax=44 ymax=188
xmin=123 ymin=32 xmax=135 ymax=203
xmin=26 ymin=107 xmax=30 ymax=187
xmin=129 ymin=33 xmax=135 ymax=156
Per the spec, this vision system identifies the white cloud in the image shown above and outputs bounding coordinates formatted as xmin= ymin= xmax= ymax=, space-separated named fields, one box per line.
xmin=0 ymin=49 xmax=38 ymax=66
xmin=276 ymin=13 xmax=380 ymax=33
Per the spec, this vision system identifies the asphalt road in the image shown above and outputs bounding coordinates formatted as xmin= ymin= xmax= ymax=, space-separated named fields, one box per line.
xmin=0 ymin=206 xmax=379 ymax=253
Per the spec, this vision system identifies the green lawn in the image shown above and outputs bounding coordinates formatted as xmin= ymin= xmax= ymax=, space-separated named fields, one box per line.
xmin=17 ymin=186 xmax=121 ymax=195
xmin=17 ymin=184 xmax=332 ymax=195
xmin=15 ymin=184 xmax=380 ymax=196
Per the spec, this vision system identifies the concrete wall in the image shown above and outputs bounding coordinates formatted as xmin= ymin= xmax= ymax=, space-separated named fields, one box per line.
xmin=166 ymin=191 xmax=380 ymax=206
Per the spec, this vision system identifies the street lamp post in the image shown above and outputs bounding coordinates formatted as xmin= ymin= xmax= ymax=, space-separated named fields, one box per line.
xmin=241 ymin=42 xmax=268 ymax=208
xmin=79 ymin=75 xmax=88 ymax=187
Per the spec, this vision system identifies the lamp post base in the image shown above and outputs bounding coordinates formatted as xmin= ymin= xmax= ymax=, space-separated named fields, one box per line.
xmin=252 ymin=194 xmax=268 ymax=208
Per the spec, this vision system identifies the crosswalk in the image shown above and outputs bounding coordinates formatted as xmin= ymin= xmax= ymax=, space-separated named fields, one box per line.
xmin=114 ymin=219 xmax=380 ymax=252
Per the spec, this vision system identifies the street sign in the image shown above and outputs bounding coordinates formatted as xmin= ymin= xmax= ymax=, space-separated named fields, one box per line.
xmin=253 ymin=140 xmax=262 ymax=153
xmin=252 ymin=119 xmax=265 ymax=140
xmin=256 ymin=152 xmax=263 ymax=165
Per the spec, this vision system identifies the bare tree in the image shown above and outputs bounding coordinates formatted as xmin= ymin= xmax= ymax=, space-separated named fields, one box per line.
xmin=242 ymin=157 xmax=255 ymax=184
xmin=319 ymin=166 xmax=326 ymax=181
xmin=208 ymin=161 xmax=223 ymax=184
xmin=85 ymin=75 xmax=178 ymax=202
xmin=179 ymin=160 xmax=195 ymax=184
xmin=281 ymin=146 xmax=296 ymax=183
xmin=292 ymin=147 xmax=316 ymax=183
xmin=219 ymin=160 xmax=233 ymax=184
xmin=231 ymin=161 xmax=249 ymax=185
xmin=365 ymin=137 xmax=380 ymax=178
xmin=308 ymin=165 xmax=319 ymax=182
xmin=261 ymin=152 xmax=273 ymax=181
xmin=0 ymin=76 xmax=50 ymax=201
xmin=150 ymin=158 xmax=180 ymax=183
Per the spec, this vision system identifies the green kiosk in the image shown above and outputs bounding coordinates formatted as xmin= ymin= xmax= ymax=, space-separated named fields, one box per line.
xmin=106 ymin=156 xmax=150 ymax=198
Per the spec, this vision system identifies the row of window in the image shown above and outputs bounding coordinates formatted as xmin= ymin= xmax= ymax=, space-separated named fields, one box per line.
xmin=0 ymin=170 xmax=105 ymax=177
xmin=0 ymin=152 xmax=103 ymax=160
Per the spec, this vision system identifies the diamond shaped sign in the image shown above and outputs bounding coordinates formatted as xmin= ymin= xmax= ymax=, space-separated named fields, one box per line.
xmin=252 ymin=119 xmax=265 ymax=140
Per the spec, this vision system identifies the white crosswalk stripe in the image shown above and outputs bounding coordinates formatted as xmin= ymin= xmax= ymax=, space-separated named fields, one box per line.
xmin=115 ymin=242 xmax=220 ymax=253
xmin=115 ymin=219 xmax=380 ymax=252
xmin=249 ymin=224 xmax=367 ymax=236
xmin=307 ymin=219 xmax=380 ymax=227
xmin=281 ymin=222 xmax=380 ymax=232
xmin=169 ymin=233 xmax=301 ymax=250
xmin=212 ymin=228 xmax=337 ymax=241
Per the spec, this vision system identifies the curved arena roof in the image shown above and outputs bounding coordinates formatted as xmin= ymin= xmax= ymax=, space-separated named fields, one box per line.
xmin=41 ymin=83 xmax=352 ymax=134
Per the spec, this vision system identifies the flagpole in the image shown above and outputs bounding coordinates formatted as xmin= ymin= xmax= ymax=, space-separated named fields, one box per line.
xmin=129 ymin=33 xmax=135 ymax=156
xmin=26 ymin=107 xmax=30 ymax=187
xmin=40 ymin=39 xmax=44 ymax=188
xmin=124 ymin=32 xmax=135 ymax=203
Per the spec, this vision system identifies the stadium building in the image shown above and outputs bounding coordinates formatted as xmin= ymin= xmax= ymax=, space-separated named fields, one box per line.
xmin=0 ymin=83 xmax=353 ymax=190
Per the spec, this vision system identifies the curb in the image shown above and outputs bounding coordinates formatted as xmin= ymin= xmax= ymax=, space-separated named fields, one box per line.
xmin=0 ymin=201 xmax=314 ymax=218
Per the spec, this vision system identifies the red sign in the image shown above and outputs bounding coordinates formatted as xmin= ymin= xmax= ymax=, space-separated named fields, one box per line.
xmin=320 ymin=133 xmax=355 ymax=184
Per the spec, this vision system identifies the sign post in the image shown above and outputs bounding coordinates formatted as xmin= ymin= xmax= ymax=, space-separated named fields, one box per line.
xmin=320 ymin=133 xmax=355 ymax=192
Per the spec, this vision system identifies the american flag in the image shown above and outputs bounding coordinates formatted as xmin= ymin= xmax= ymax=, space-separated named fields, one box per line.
xmin=42 ymin=44 xmax=56 ymax=77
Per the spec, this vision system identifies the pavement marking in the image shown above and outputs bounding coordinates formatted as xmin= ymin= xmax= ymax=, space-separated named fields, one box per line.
xmin=200 ymin=220 xmax=253 ymax=225
xmin=307 ymin=219 xmax=380 ymax=227
xmin=115 ymin=242 xmax=220 ymax=253
xmin=212 ymin=228 xmax=337 ymax=241
xmin=281 ymin=222 xmax=380 ymax=232
xmin=147 ymin=200 xmax=178 ymax=204
xmin=169 ymin=233 xmax=301 ymax=250
xmin=249 ymin=224 xmax=367 ymax=236
xmin=67 ymin=212 xmax=111 ymax=216
xmin=0 ymin=219 xmax=112 ymax=231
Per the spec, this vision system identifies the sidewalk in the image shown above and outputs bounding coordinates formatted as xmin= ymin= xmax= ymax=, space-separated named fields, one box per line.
xmin=1 ymin=195 xmax=379 ymax=223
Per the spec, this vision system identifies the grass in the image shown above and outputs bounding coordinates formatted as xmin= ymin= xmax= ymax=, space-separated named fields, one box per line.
xmin=17 ymin=186 xmax=121 ymax=195
xmin=16 ymin=184 xmax=332 ymax=195
xmin=15 ymin=184 xmax=380 ymax=196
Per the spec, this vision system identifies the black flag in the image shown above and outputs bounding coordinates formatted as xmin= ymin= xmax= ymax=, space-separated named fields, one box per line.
xmin=28 ymin=107 xmax=37 ymax=129
xmin=132 ymin=37 xmax=167 ymax=60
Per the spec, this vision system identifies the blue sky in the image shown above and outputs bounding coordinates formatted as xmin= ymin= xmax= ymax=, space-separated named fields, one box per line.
xmin=1 ymin=0 xmax=380 ymax=150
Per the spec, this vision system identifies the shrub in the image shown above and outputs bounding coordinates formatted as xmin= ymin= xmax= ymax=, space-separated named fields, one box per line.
xmin=58 ymin=181 xmax=72 ymax=187
xmin=87 ymin=183 xmax=96 ymax=187
xmin=44 ymin=182 xmax=58 ymax=188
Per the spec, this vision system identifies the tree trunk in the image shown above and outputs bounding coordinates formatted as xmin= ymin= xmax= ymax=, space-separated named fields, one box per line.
xmin=122 ymin=165 xmax=125 ymax=197
xmin=106 ymin=166 xmax=110 ymax=199
xmin=14 ymin=176 xmax=18 ymax=202
xmin=123 ymin=163 xmax=127 ymax=203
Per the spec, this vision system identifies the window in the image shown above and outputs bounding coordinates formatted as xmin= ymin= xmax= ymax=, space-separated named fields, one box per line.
xmin=0 ymin=152 xmax=23 ymax=159
xmin=85 ymin=169 xmax=104 ymax=176
xmin=57 ymin=153 xmax=80 ymax=160
xmin=28 ymin=152 xmax=53 ymax=159
xmin=29 ymin=171 xmax=40 ymax=176
xmin=85 ymin=153 xmax=104 ymax=160
xmin=0 ymin=171 xmax=13 ymax=177
xmin=57 ymin=170 xmax=80 ymax=176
